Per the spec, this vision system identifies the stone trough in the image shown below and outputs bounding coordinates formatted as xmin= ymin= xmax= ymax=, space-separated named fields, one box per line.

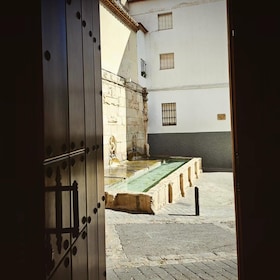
xmin=104 ymin=157 xmax=202 ymax=214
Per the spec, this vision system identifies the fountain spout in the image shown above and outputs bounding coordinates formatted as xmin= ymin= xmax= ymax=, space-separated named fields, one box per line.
xmin=109 ymin=135 xmax=120 ymax=166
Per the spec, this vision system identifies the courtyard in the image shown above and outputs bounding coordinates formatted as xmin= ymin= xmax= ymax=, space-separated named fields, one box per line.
xmin=106 ymin=172 xmax=237 ymax=279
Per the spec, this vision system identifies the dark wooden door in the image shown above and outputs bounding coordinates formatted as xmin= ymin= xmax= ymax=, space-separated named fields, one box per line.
xmin=42 ymin=0 xmax=105 ymax=279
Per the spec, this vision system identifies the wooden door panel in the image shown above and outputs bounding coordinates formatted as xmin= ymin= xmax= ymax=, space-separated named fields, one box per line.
xmin=85 ymin=151 xmax=99 ymax=280
xmin=42 ymin=0 xmax=69 ymax=158
xmin=49 ymin=252 xmax=71 ymax=280
xmin=92 ymin=0 xmax=107 ymax=277
xmin=72 ymin=228 xmax=89 ymax=280
xmin=66 ymin=0 xmax=85 ymax=152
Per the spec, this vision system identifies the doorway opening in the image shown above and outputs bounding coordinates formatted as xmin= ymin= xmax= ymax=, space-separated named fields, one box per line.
xmin=100 ymin=0 xmax=237 ymax=279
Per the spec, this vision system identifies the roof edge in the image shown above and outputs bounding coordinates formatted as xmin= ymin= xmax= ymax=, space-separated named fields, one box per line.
xmin=100 ymin=0 xmax=139 ymax=32
xmin=138 ymin=22 xmax=148 ymax=33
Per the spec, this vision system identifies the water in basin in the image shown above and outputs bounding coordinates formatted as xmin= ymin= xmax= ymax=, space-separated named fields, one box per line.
xmin=106 ymin=159 xmax=190 ymax=193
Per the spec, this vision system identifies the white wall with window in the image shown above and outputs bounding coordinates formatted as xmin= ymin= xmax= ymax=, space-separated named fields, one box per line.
xmin=128 ymin=0 xmax=232 ymax=171
xmin=129 ymin=0 xmax=230 ymax=133
xmin=148 ymin=87 xmax=231 ymax=133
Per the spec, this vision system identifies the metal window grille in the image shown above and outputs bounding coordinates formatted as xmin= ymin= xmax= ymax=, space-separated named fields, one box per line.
xmin=160 ymin=53 xmax=174 ymax=70
xmin=141 ymin=59 xmax=147 ymax=77
xmin=162 ymin=102 xmax=177 ymax=126
xmin=158 ymin=12 xmax=173 ymax=30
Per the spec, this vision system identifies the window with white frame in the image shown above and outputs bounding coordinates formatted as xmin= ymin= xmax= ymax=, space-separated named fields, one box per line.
xmin=162 ymin=102 xmax=177 ymax=126
xmin=160 ymin=53 xmax=174 ymax=70
xmin=158 ymin=12 xmax=173 ymax=30
xmin=141 ymin=59 xmax=147 ymax=77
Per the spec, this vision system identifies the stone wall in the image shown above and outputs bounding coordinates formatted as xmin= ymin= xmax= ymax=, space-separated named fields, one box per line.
xmin=125 ymin=83 xmax=147 ymax=160
xmin=102 ymin=69 xmax=148 ymax=168
xmin=102 ymin=70 xmax=127 ymax=167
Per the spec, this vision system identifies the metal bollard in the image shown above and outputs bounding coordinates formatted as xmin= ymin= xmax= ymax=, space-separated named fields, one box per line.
xmin=195 ymin=186 xmax=200 ymax=216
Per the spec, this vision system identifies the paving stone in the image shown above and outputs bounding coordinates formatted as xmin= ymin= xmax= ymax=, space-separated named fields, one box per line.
xmin=171 ymin=264 xmax=202 ymax=279
xmin=150 ymin=266 xmax=176 ymax=280
xmin=107 ymin=260 xmax=238 ymax=280
xmin=113 ymin=268 xmax=142 ymax=280
xmin=184 ymin=262 xmax=215 ymax=280
xmin=106 ymin=269 xmax=120 ymax=280
xmin=147 ymin=256 xmax=162 ymax=261
xmin=218 ymin=260 xmax=238 ymax=277
xmin=137 ymin=266 xmax=163 ymax=279
xmin=199 ymin=261 xmax=230 ymax=280
xmin=203 ymin=260 xmax=237 ymax=280
xmin=159 ymin=265 xmax=187 ymax=280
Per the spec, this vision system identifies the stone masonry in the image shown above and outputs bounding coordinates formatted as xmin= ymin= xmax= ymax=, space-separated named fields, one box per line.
xmin=102 ymin=69 xmax=148 ymax=168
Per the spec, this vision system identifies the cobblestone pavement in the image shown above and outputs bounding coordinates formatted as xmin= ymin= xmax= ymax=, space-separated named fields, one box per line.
xmin=105 ymin=172 xmax=238 ymax=279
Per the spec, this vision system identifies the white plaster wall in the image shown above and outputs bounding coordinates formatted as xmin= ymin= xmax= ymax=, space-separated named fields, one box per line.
xmin=100 ymin=3 xmax=138 ymax=81
xmin=148 ymin=87 xmax=231 ymax=133
xmin=129 ymin=0 xmax=230 ymax=134
xmin=129 ymin=0 xmax=229 ymax=88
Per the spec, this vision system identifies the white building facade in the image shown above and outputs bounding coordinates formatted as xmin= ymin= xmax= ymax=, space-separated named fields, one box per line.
xmin=128 ymin=0 xmax=232 ymax=171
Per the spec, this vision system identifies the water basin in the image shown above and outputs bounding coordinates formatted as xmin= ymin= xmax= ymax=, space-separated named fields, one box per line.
xmin=105 ymin=157 xmax=202 ymax=214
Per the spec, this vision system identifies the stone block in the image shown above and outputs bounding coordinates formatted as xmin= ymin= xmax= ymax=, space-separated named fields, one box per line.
xmin=113 ymin=193 xmax=154 ymax=214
